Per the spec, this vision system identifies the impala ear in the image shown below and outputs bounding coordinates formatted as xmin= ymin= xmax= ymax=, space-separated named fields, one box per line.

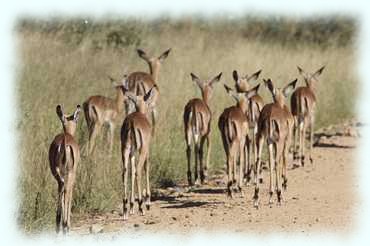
xmin=209 ymin=72 xmax=222 ymax=87
xmin=190 ymin=73 xmax=204 ymax=89
xmin=56 ymin=105 xmax=65 ymax=123
xmin=248 ymin=69 xmax=262 ymax=81
xmin=264 ymin=78 xmax=275 ymax=96
xmin=297 ymin=66 xmax=309 ymax=79
xmin=313 ymin=65 xmax=325 ymax=78
xmin=144 ymin=86 xmax=156 ymax=106
xmin=224 ymin=84 xmax=239 ymax=102
xmin=283 ymin=79 xmax=298 ymax=97
xmin=108 ymin=75 xmax=120 ymax=87
xmin=73 ymin=105 xmax=81 ymax=122
xmin=120 ymin=74 xmax=129 ymax=91
xmin=158 ymin=48 xmax=171 ymax=62
xmin=137 ymin=49 xmax=150 ymax=62
xmin=245 ymin=83 xmax=260 ymax=99
xmin=232 ymin=70 xmax=239 ymax=83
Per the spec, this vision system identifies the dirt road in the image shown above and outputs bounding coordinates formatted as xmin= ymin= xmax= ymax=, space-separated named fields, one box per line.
xmin=71 ymin=122 xmax=360 ymax=236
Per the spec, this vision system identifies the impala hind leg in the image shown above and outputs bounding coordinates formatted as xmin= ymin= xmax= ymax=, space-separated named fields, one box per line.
xmin=309 ymin=115 xmax=315 ymax=165
xmin=204 ymin=135 xmax=211 ymax=183
xmin=238 ymin=140 xmax=245 ymax=197
xmin=298 ymin=120 xmax=305 ymax=167
xmin=282 ymin=141 xmax=289 ymax=190
xmin=254 ymin=134 xmax=264 ymax=208
xmin=268 ymin=143 xmax=275 ymax=205
xmin=293 ymin=117 xmax=299 ymax=161
xmin=301 ymin=122 xmax=307 ymax=167
xmin=144 ymin=153 xmax=151 ymax=210
xmin=185 ymin=131 xmax=193 ymax=186
xmin=122 ymin=147 xmax=129 ymax=221
xmin=244 ymin=135 xmax=251 ymax=184
xmin=226 ymin=151 xmax=233 ymax=198
xmin=129 ymin=155 xmax=136 ymax=215
xmin=275 ymin=141 xmax=284 ymax=205
xmin=56 ymin=182 xmax=63 ymax=233
xmin=88 ymin=122 xmax=102 ymax=155
xmin=136 ymin=151 xmax=147 ymax=216
xmin=199 ymin=136 xmax=207 ymax=184
xmin=194 ymin=140 xmax=200 ymax=185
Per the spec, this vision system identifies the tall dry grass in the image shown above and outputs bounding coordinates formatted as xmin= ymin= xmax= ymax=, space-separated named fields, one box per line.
xmin=16 ymin=17 xmax=357 ymax=232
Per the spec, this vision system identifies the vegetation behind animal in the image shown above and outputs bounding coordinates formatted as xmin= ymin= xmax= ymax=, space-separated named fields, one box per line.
xmin=16 ymin=16 xmax=357 ymax=232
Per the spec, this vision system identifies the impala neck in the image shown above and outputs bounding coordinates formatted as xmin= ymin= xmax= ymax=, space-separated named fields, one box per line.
xmin=237 ymin=98 xmax=248 ymax=115
xmin=275 ymin=94 xmax=286 ymax=109
xmin=63 ymin=122 xmax=77 ymax=137
xmin=201 ymin=88 xmax=211 ymax=105
xmin=307 ymin=81 xmax=316 ymax=92
xmin=149 ymin=63 xmax=160 ymax=83
xmin=115 ymin=87 xmax=125 ymax=113
xmin=136 ymin=101 xmax=148 ymax=115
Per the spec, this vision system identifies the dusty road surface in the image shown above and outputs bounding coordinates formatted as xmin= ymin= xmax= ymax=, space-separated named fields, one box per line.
xmin=71 ymin=122 xmax=360 ymax=236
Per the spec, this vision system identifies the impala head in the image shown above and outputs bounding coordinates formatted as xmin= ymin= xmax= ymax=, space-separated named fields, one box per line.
xmin=264 ymin=78 xmax=297 ymax=108
xmin=124 ymin=87 xmax=156 ymax=115
xmin=190 ymin=72 xmax=222 ymax=104
xmin=56 ymin=104 xmax=81 ymax=136
xmin=233 ymin=69 xmax=262 ymax=92
xmin=137 ymin=48 xmax=171 ymax=81
xmin=224 ymin=83 xmax=260 ymax=114
xmin=109 ymin=75 xmax=128 ymax=92
xmin=297 ymin=65 xmax=325 ymax=90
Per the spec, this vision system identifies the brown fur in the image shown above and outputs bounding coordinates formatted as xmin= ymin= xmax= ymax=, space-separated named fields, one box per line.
xmin=253 ymin=79 xmax=297 ymax=208
xmin=83 ymin=80 xmax=126 ymax=155
xmin=126 ymin=49 xmax=171 ymax=134
xmin=183 ymin=72 xmax=222 ymax=186
xmin=232 ymin=70 xmax=264 ymax=179
xmin=49 ymin=105 xmax=80 ymax=234
xmin=120 ymin=88 xmax=155 ymax=221
xmin=218 ymin=83 xmax=260 ymax=197
xmin=291 ymin=66 xmax=325 ymax=166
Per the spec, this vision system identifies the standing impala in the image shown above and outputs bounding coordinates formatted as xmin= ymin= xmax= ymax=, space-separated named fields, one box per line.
xmin=83 ymin=76 xmax=127 ymax=155
xmin=183 ymin=72 xmax=222 ymax=186
xmin=125 ymin=48 xmax=171 ymax=134
xmin=49 ymin=104 xmax=81 ymax=234
xmin=232 ymin=69 xmax=263 ymax=182
xmin=121 ymin=87 xmax=155 ymax=221
xmin=218 ymin=83 xmax=260 ymax=197
xmin=291 ymin=66 xmax=325 ymax=166
xmin=254 ymin=78 xmax=297 ymax=208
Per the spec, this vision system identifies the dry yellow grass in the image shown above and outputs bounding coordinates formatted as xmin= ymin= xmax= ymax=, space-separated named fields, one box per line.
xmin=16 ymin=18 xmax=357 ymax=232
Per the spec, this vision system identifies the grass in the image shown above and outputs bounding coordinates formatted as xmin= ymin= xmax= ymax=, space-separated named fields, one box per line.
xmin=16 ymin=17 xmax=357 ymax=232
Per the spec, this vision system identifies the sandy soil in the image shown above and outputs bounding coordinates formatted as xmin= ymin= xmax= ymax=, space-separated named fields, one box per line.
xmin=71 ymin=121 xmax=360 ymax=236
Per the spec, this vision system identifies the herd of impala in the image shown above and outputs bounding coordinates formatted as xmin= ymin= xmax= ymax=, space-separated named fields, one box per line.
xmin=48 ymin=48 xmax=325 ymax=233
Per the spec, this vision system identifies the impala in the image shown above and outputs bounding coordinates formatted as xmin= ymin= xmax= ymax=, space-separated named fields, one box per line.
xmin=82 ymin=76 xmax=127 ymax=155
xmin=218 ymin=83 xmax=260 ymax=197
xmin=232 ymin=69 xmax=264 ymax=182
xmin=291 ymin=66 xmax=325 ymax=166
xmin=253 ymin=78 xmax=297 ymax=208
xmin=121 ymin=86 xmax=155 ymax=220
xmin=183 ymin=72 xmax=222 ymax=186
xmin=125 ymin=48 xmax=171 ymax=134
xmin=49 ymin=104 xmax=81 ymax=233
